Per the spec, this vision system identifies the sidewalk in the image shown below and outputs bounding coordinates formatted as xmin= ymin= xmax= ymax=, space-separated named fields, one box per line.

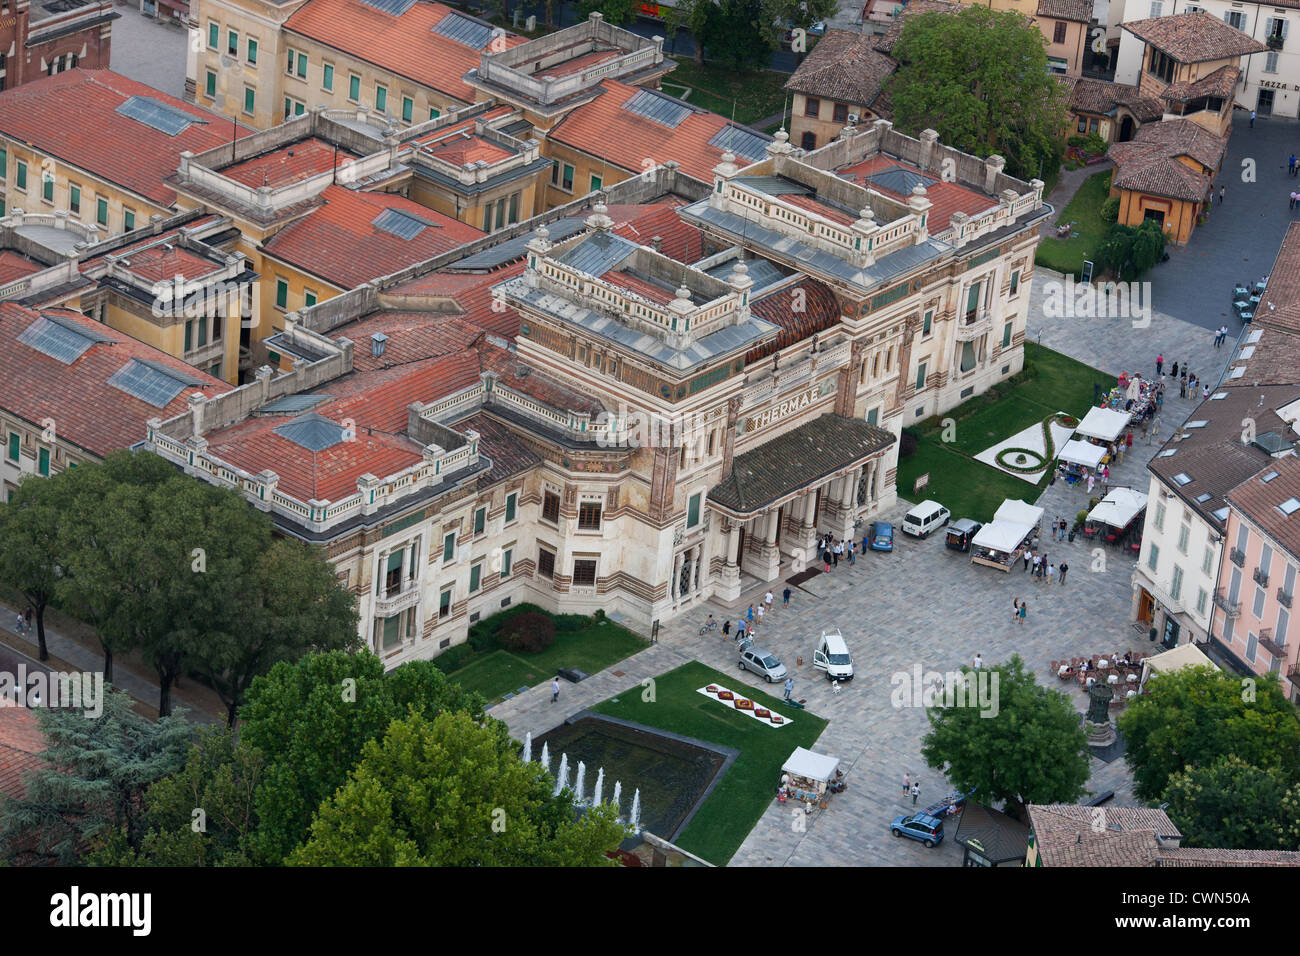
xmin=1039 ymin=159 xmax=1113 ymax=239
xmin=0 ymin=601 xmax=222 ymax=724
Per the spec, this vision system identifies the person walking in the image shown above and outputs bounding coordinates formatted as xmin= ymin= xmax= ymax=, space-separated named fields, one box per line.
xmin=1047 ymin=562 xmax=1056 ymax=585
xmin=1220 ymin=185 xmax=1225 ymax=204
xmin=1289 ymin=154 xmax=1295 ymax=176
xmin=1059 ymin=561 xmax=1069 ymax=585
xmin=14 ymin=614 xmax=23 ymax=635
xmin=783 ymin=586 xmax=792 ymax=607
xmin=552 ymin=676 xmax=561 ymax=703
xmin=1018 ymin=600 xmax=1027 ymax=624
xmin=847 ymin=540 xmax=856 ymax=566
xmin=1179 ymin=375 xmax=1187 ymax=398
xmin=1291 ymin=190 xmax=1297 ymax=211
xmin=764 ymin=590 xmax=774 ymax=614
xmin=1250 ymin=109 xmax=1256 ymax=127
xmin=1203 ymin=384 xmax=1211 ymax=400
xmin=722 ymin=618 xmax=731 ymax=637
xmin=756 ymin=603 xmax=765 ymax=627
xmin=903 ymin=771 xmax=911 ymax=796
xmin=1032 ymin=552 xmax=1041 ymax=581
xmin=1171 ymin=361 xmax=1179 ymax=379
xmin=1087 ymin=472 xmax=1096 ymax=495
xmin=832 ymin=540 xmax=841 ymax=567
xmin=1156 ymin=353 xmax=1163 ymax=376
xmin=1013 ymin=597 xmax=1021 ymax=622
xmin=784 ymin=676 xmax=794 ymax=701
xmin=973 ymin=652 xmax=984 ymax=669
xmin=747 ymin=604 xmax=755 ymax=624
xmin=911 ymin=782 xmax=920 ymax=806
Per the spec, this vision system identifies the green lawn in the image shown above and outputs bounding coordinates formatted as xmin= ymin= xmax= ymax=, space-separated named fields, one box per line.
xmin=896 ymin=344 xmax=1117 ymax=522
xmin=592 ymin=661 xmax=827 ymax=866
xmin=444 ymin=620 xmax=648 ymax=704
xmin=662 ymin=58 xmax=789 ymax=126
xmin=1035 ymin=169 xmax=1113 ymax=278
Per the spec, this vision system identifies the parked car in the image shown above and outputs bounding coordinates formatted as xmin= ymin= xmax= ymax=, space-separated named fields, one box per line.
xmin=945 ymin=518 xmax=983 ymax=552
xmin=891 ymin=812 xmax=945 ymax=847
xmin=813 ymin=628 xmax=854 ymax=681
xmin=901 ymin=500 xmax=951 ymax=538
xmin=867 ymin=521 xmax=895 ymax=552
xmin=739 ymin=647 xmax=788 ymax=683
xmin=781 ymin=19 xmax=826 ymax=42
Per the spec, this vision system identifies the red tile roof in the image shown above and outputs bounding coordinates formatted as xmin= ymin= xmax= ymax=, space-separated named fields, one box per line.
xmin=0 ymin=250 xmax=45 ymax=286
xmin=450 ymin=410 xmax=541 ymax=484
xmin=748 ymin=277 xmax=841 ymax=362
xmin=0 ymin=707 xmax=45 ymax=801
xmin=222 ymin=138 xmax=361 ymax=189
xmin=421 ymin=133 xmax=513 ymax=166
xmin=406 ymin=105 xmax=514 ymax=150
xmin=1226 ymin=454 xmax=1300 ymax=560
xmin=1036 ymin=0 xmax=1092 ymax=22
xmin=547 ymin=78 xmax=765 ymax=181
xmin=341 ymin=311 xmax=486 ymax=372
xmin=1110 ymin=119 xmax=1226 ymax=202
xmin=284 ymin=0 xmax=526 ymax=105
xmin=1262 ymin=222 xmax=1300 ymax=335
xmin=260 ymin=185 xmax=485 ymax=290
xmin=0 ymin=70 xmax=255 ymax=206
xmin=77 ymin=215 xmax=224 ymax=273
xmin=387 ymin=260 xmax=527 ymax=339
xmin=606 ymin=199 xmax=704 ymax=263
xmin=1122 ymin=11 xmax=1267 ymax=63
xmin=117 ymin=242 xmax=224 ymax=283
xmin=783 ymin=29 xmax=899 ymax=108
xmin=535 ymin=47 xmax=621 ymax=79
xmin=0 ymin=302 xmax=232 ymax=458
xmin=836 ymin=154 xmax=997 ymax=233
xmin=479 ymin=342 xmax=605 ymax=416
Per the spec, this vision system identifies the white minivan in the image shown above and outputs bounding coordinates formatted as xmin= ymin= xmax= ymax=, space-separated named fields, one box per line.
xmin=901 ymin=499 xmax=951 ymax=538
xmin=813 ymin=629 xmax=854 ymax=681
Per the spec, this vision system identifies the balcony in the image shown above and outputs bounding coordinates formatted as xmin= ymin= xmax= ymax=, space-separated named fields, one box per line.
xmin=1254 ymin=567 xmax=1270 ymax=588
xmin=1279 ymin=587 xmax=1293 ymax=609
xmin=955 ymin=309 xmax=992 ymax=342
xmin=1229 ymin=547 xmax=1246 ymax=567
xmin=1212 ymin=590 xmax=1241 ymax=617
xmin=1259 ymin=628 xmax=1287 ymax=660
xmin=1268 ymin=33 xmax=1285 ymax=51
xmin=374 ymin=581 xmax=420 ymax=618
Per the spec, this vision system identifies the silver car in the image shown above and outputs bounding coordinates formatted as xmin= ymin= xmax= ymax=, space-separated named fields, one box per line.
xmin=739 ymin=647 xmax=788 ymax=683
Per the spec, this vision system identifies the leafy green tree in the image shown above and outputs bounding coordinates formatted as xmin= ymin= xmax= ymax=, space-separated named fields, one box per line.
xmin=921 ymin=655 xmax=1090 ymax=820
xmin=577 ymin=0 xmax=638 ymax=26
xmin=290 ymin=711 xmax=626 ymax=866
xmin=1095 ymin=222 xmax=1137 ymax=280
xmin=1119 ymin=666 xmax=1300 ymax=801
xmin=1162 ymin=755 xmax=1300 ymax=851
xmin=0 ymin=687 xmax=194 ymax=864
xmin=1129 ymin=217 xmax=1166 ymax=278
xmin=886 ymin=6 xmax=1070 ymax=180
xmin=758 ymin=0 xmax=837 ymax=52
xmin=0 ymin=471 xmax=76 ymax=660
xmin=697 ymin=0 xmax=771 ymax=71
xmin=239 ymin=651 xmax=484 ymax=864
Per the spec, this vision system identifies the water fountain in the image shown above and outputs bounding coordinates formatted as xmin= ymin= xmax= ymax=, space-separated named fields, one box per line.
xmin=611 ymin=781 xmax=622 ymax=813
xmin=592 ymin=768 xmax=605 ymax=808
xmin=538 ymin=742 xmax=549 ymax=774
xmin=573 ymin=761 xmax=587 ymax=804
xmin=553 ymin=753 xmax=569 ymax=797
xmin=521 ymin=732 xmax=532 ymax=764
xmin=629 ymin=789 xmax=642 ymax=831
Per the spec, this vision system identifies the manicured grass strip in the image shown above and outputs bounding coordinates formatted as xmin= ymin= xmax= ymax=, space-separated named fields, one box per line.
xmin=1035 ymin=169 xmax=1112 ymax=278
xmin=592 ymin=661 xmax=827 ymax=866
xmin=897 ymin=441 xmax=1044 ymax=524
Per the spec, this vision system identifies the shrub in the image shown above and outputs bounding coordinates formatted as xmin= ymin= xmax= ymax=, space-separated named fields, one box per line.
xmin=1067 ymin=134 xmax=1088 ymax=149
xmin=434 ymin=643 xmax=477 ymax=674
xmin=499 ymin=612 xmax=556 ymax=654
xmin=899 ymin=428 xmax=919 ymax=458
xmin=552 ymin=613 xmax=591 ymax=633
xmin=1100 ymin=196 xmax=1120 ymax=223
xmin=1088 ymin=497 xmax=1100 ymax=511
xmin=467 ymin=623 xmax=499 ymax=654
xmin=1076 ymin=510 xmax=1089 ymax=529
xmin=1084 ymin=132 xmax=1108 ymax=157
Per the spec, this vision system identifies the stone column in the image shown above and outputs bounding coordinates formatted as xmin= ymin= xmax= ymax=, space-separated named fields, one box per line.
xmin=718 ymin=518 xmax=743 ymax=602
xmin=693 ymin=543 xmax=704 ymax=593
xmin=753 ymin=508 xmax=782 ymax=583
xmin=833 ymin=468 xmax=861 ymax=542
xmin=376 ymin=549 xmax=388 ymax=595
xmin=670 ymin=552 xmax=682 ymax=601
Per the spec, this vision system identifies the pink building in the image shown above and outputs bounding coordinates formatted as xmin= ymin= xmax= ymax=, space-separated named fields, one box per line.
xmin=1209 ymin=454 xmax=1300 ymax=701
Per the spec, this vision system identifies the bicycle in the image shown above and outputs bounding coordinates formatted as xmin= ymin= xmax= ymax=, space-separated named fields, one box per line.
xmin=699 ymin=617 xmax=719 ymax=636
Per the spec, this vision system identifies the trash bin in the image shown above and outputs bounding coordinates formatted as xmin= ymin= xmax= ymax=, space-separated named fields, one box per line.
xmin=1149 ymin=627 xmax=1158 ymax=643
xmin=1068 ymin=530 xmax=1076 ymax=542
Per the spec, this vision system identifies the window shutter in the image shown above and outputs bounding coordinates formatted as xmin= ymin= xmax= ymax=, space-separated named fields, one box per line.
xmin=387 ymin=551 xmax=403 ymax=574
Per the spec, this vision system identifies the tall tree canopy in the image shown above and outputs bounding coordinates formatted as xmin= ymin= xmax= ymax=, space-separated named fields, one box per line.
xmin=1162 ymin=755 xmax=1300 ymax=851
xmin=886 ymin=6 xmax=1068 ymax=180
xmin=0 ymin=470 xmax=74 ymax=661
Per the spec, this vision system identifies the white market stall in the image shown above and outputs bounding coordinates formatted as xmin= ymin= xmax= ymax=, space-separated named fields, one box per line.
xmin=994 ymin=499 xmax=1044 ymax=530
xmin=1059 ymin=438 xmax=1106 ymax=470
xmin=1088 ymin=487 xmax=1148 ymax=529
xmin=1075 ymin=406 xmax=1132 ymax=443
xmin=1139 ymin=642 xmax=1219 ymax=693
xmin=780 ymin=747 xmax=843 ymax=806
xmin=970 ymin=520 xmax=1035 ymax=571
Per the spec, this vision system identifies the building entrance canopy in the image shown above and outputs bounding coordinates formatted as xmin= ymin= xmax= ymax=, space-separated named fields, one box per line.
xmin=707 ymin=414 xmax=894 ymax=516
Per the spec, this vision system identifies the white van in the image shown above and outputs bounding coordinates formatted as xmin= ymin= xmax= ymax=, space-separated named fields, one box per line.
xmin=813 ymin=628 xmax=854 ymax=681
xmin=902 ymin=499 xmax=951 ymax=538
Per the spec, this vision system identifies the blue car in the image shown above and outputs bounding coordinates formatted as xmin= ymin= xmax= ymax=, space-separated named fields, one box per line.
xmin=891 ymin=812 xmax=944 ymax=847
xmin=866 ymin=521 xmax=894 ymax=552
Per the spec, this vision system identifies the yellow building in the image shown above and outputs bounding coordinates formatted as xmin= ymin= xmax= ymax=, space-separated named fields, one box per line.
xmin=1108 ymin=118 xmax=1227 ymax=245
xmin=1035 ymin=0 xmax=1092 ymax=76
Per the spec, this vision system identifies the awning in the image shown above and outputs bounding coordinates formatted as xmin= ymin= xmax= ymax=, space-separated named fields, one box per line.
xmin=971 ymin=520 xmax=1033 ymax=553
xmin=1059 ymin=439 xmax=1106 ymax=469
xmin=1088 ymin=487 xmax=1148 ymax=528
xmin=708 ymin=414 xmax=895 ymax=516
xmin=782 ymin=746 xmax=840 ymax=783
xmin=1076 ymin=406 xmax=1131 ymax=442
xmin=994 ymin=499 xmax=1044 ymax=528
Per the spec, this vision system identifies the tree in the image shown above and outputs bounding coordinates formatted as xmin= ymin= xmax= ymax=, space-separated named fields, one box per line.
xmin=1128 ymin=217 xmax=1167 ymax=278
xmin=921 ymin=655 xmax=1090 ymax=820
xmin=239 ymin=652 xmax=484 ymax=864
xmin=576 ymin=0 xmax=638 ymax=26
xmin=886 ymin=6 xmax=1070 ymax=180
xmin=1118 ymin=666 xmax=1300 ymax=802
xmin=0 ymin=687 xmax=194 ymax=864
xmin=696 ymin=0 xmax=771 ymax=71
xmin=289 ymin=711 xmax=626 ymax=866
xmin=0 ymin=470 xmax=75 ymax=660
xmin=759 ymin=0 xmax=838 ymax=53
xmin=1095 ymin=222 xmax=1137 ymax=280
xmin=1162 ymin=755 xmax=1300 ymax=851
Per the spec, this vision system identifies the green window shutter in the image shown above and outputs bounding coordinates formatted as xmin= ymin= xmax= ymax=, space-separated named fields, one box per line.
xmin=275 ymin=278 xmax=288 ymax=308
xmin=501 ymin=549 xmax=512 ymax=578
xmin=0 ymin=149 xmax=6 ymax=178
xmin=96 ymin=197 xmax=107 ymax=225
xmin=349 ymin=75 xmax=360 ymax=100
xmin=267 ymin=349 xmax=280 ymax=364
xmin=206 ymin=71 xmax=216 ymax=96
xmin=922 ymin=310 xmax=932 ymax=335
xmin=474 ymin=507 xmax=485 ymax=534
xmin=38 ymin=448 xmax=49 ymax=476
xmin=469 ymin=563 xmax=481 ymax=592
xmin=375 ymin=85 xmax=387 ymax=112
xmin=7 ymin=433 xmax=18 ymax=461
xmin=382 ymin=615 xmax=401 ymax=648
xmin=197 ymin=316 xmax=207 ymax=347
xmin=1010 ymin=270 xmax=1020 ymax=295
xmin=443 ymin=533 xmax=455 ymax=561
xmin=16 ymin=162 xmax=25 ymax=189
xmin=430 ymin=107 xmax=440 ymax=120
xmin=1002 ymin=322 xmax=1013 ymax=348
xmin=323 ymin=64 xmax=334 ymax=90
xmin=185 ymin=320 xmax=193 ymax=351
xmin=687 ymin=493 xmax=700 ymax=527
xmin=591 ymin=174 xmax=602 ymax=192
xmin=504 ymin=493 xmax=516 ymax=523
xmin=915 ymin=362 xmax=926 ymax=392
xmin=386 ymin=551 xmax=403 ymax=574
xmin=70 ymin=185 xmax=80 ymax=211
xmin=966 ymin=283 xmax=980 ymax=315
xmin=295 ymin=101 xmax=305 ymax=116
xmin=297 ymin=52 xmax=307 ymax=77
xmin=248 ymin=38 xmax=257 ymax=64
xmin=244 ymin=87 xmax=255 ymax=113
xmin=42 ymin=177 xmax=52 ymax=201
xmin=867 ymin=408 xmax=878 ymax=426
xmin=208 ymin=22 xmax=217 ymax=47
xmin=124 ymin=209 xmax=135 ymax=231
xmin=304 ymin=290 xmax=317 ymax=307
xmin=402 ymin=96 xmax=413 ymax=122
xmin=508 ymin=192 xmax=519 ymax=224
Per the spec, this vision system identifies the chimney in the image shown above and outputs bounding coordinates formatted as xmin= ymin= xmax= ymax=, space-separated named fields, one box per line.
xmin=187 ymin=392 xmax=205 ymax=438
xmin=650 ymin=235 xmax=663 ymax=252
xmin=984 ymin=154 xmax=1006 ymax=195
xmin=371 ymin=332 xmax=389 ymax=358
xmin=919 ymin=129 xmax=939 ymax=173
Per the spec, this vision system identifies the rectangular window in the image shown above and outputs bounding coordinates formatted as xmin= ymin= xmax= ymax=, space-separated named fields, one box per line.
xmin=69 ymin=184 xmax=81 ymax=214
xmin=247 ymin=38 xmax=257 ymax=64
xmin=37 ymin=447 xmax=49 ymax=476
xmin=442 ymin=532 xmax=455 ymax=562
xmin=16 ymin=161 xmax=26 ymax=190
xmin=804 ymin=96 xmax=820 ymax=118
xmin=184 ymin=320 xmax=193 ymax=352
xmin=197 ymin=315 xmax=207 ymax=348
xmin=1171 ymin=565 xmax=1183 ymax=601
xmin=228 ymin=30 xmax=238 ymax=55
xmin=244 ymin=86 xmax=255 ymax=114
xmin=469 ymin=562 xmax=482 ymax=593
xmin=921 ymin=309 xmax=933 ymax=336
xmin=439 ymin=587 xmax=452 ymax=618
xmin=299 ymin=289 xmax=316 ymax=309
xmin=577 ymin=502 xmax=602 ymax=531
xmin=401 ymin=96 xmax=413 ymax=123
xmin=1224 ymin=10 xmax=1244 ymax=28
xmin=1197 ymin=588 xmax=1208 ymax=616
xmin=205 ymin=70 xmax=217 ymax=97
xmin=504 ymin=492 xmax=517 ymax=523
xmin=542 ymin=491 xmax=560 ymax=524
xmin=0 ymin=148 xmax=6 ymax=179
xmin=1053 ymin=21 xmax=1066 ymax=43
xmin=1202 ymin=547 xmax=1214 ymax=576
xmin=1246 ymin=632 xmax=1258 ymax=663
xmin=349 ymin=74 xmax=361 ymax=101
xmin=866 ymin=408 xmax=879 ymax=426
xmin=590 ymin=174 xmax=602 ymax=192
xmin=275 ymin=278 xmax=288 ymax=309
xmin=1266 ymin=51 xmax=1280 ymax=73
xmin=1148 ymin=543 xmax=1160 ymax=572
xmin=1177 ymin=523 xmax=1190 ymax=555
xmin=1150 ymin=0 xmax=1163 ymax=16
xmin=1002 ymin=322 xmax=1013 ymax=348
xmin=1010 ymin=270 xmax=1020 ymax=296
xmin=508 ymin=192 xmax=519 ymax=225
xmin=6 ymin=432 xmax=18 ymax=461
xmin=537 ymin=547 xmax=555 ymax=578
xmin=833 ymin=102 xmax=848 ymax=123
xmin=96 ymin=197 xmax=107 ymax=226
xmin=500 ymin=548 xmax=512 ymax=578
xmin=915 ymin=360 xmax=927 ymax=392
xmin=1154 ymin=502 xmax=1165 ymax=532
xmin=562 ymin=164 xmax=574 ymax=191
xmin=41 ymin=176 xmax=52 ymax=202
xmin=323 ymin=63 xmax=334 ymax=91
xmin=572 ymin=559 xmax=597 ymax=587
xmin=208 ymin=21 xmax=218 ymax=48
xmin=482 ymin=205 xmax=492 ymax=232
xmin=495 ymin=198 xmax=505 ymax=230
xmin=473 ymin=506 xmax=486 ymax=535
xmin=687 ymin=492 xmax=701 ymax=528
xmin=375 ymin=84 xmax=387 ymax=113
xmin=429 ymin=107 xmax=440 ymax=120
xmin=295 ymin=52 xmax=306 ymax=79
xmin=1254 ymin=585 xmax=1266 ymax=619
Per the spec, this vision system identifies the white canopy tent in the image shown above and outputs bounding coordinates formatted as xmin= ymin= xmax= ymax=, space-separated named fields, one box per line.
xmin=994 ymin=499 xmax=1044 ymax=528
xmin=1059 ymin=439 xmax=1106 ymax=469
xmin=782 ymin=747 xmax=841 ymax=784
xmin=1088 ymin=487 xmax=1148 ymax=528
xmin=1140 ymin=643 xmax=1218 ymax=692
xmin=1076 ymin=406 xmax=1132 ymax=442
xmin=971 ymin=520 xmax=1034 ymax=554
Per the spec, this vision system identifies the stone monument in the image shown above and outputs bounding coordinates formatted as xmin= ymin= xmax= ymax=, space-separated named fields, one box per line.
xmin=1084 ymin=681 xmax=1116 ymax=747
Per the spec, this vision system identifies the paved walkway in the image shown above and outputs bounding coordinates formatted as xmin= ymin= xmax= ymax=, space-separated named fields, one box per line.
xmin=1039 ymin=159 xmax=1114 ymax=240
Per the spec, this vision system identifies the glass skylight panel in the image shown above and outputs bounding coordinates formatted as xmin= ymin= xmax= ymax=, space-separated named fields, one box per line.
xmin=708 ymin=125 xmax=770 ymax=162
xmin=432 ymin=11 xmax=495 ymax=49
xmin=115 ymin=96 xmax=195 ymax=136
xmin=372 ymin=208 xmax=431 ymax=240
xmin=1279 ymin=498 xmax=1300 ymax=517
xmin=108 ymin=359 xmax=191 ymax=408
xmin=17 ymin=315 xmax=104 ymax=364
xmin=621 ymin=89 xmax=692 ymax=128
xmin=359 ymin=0 xmax=418 ymax=15
xmin=273 ymin=414 xmax=348 ymax=452
xmin=1172 ymin=473 xmax=1193 ymax=486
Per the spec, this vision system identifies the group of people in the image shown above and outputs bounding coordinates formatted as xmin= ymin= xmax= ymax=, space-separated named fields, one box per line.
xmin=1017 ymin=547 xmax=1069 ymax=586
xmin=721 ymin=589 xmax=791 ymax=644
xmin=12 ymin=607 xmax=33 ymax=635
xmin=817 ymin=533 xmax=855 ymax=572
xmin=1154 ymin=356 xmax=1204 ymax=401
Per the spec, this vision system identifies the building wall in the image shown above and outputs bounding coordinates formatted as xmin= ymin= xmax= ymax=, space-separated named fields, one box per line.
xmin=788 ymin=92 xmax=881 ymax=153
xmin=540 ymin=139 xmax=631 ymax=210
xmin=1132 ymin=473 xmax=1221 ymax=646
xmin=1039 ymin=17 xmax=1088 ymax=76
xmin=0 ymin=4 xmax=114 ymax=92
xmin=257 ymin=253 xmax=342 ymax=352
xmin=1 ymin=411 xmax=93 ymax=501
xmin=1113 ymin=183 xmax=1199 ymax=244
xmin=407 ymin=171 xmax=543 ymax=233
xmin=94 ymin=292 xmax=243 ymax=383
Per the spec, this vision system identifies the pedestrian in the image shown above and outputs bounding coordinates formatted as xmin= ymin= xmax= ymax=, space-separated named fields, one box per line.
xmin=14 ymin=614 xmax=23 ymax=635
xmin=1032 ymin=552 xmax=1041 ymax=580
xmin=911 ymin=782 xmax=920 ymax=806
xmin=723 ymin=618 xmax=731 ymax=637
xmin=1220 ymin=185 xmax=1225 ymax=204
xmin=1047 ymin=562 xmax=1056 ymax=584
xmin=756 ymin=603 xmax=765 ymax=626
xmin=1290 ymin=154 xmax=1296 ymax=175
xmin=973 ymin=652 xmax=984 ymax=669
xmin=784 ymin=676 xmax=794 ymax=701
xmin=832 ymin=540 xmax=841 ymax=567
xmin=747 ymin=604 xmax=754 ymax=623
xmin=1156 ymin=353 xmax=1163 ymax=376
xmin=764 ymin=590 xmax=774 ymax=613
xmin=1024 ymin=548 xmax=1033 ymax=572
xmin=552 ymin=676 xmax=561 ymax=703
xmin=1188 ymin=372 xmax=1197 ymax=392
xmin=1059 ymin=561 xmax=1068 ymax=585
xmin=737 ymin=619 xmax=747 ymax=640
xmin=847 ymin=540 xmax=856 ymax=565
xmin=1251 ymin=109 xmax=1256 ymax=127
xmin=1018 ymin=600 xmax=1027 ymax=624
xmin=783 ymin=586 xmax=792 ymax=607
xmin=903 ymin=771 xmax=911 ymax=795
xmin=1087 ymin=472 xmax=1095 ymax=495
xmin=1291 ymin=190 xmax=1297 ymax=211
xmin=1203 ymin=384 xmax=1210 ymax=400
xmin=1013 ymin=597 xmax=1021 ymax=622
xmin=1156 ymin=390 xmax=1164 ymax=412
xmin=823 ymin=553 xmax=831 ymax=573
xmin=1171 ymin=361 xmax=1179 ymax=378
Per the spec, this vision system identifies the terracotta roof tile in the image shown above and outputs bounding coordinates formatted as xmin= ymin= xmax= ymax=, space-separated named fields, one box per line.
xmin=1110 ymin=119 xmax=1226 ymax=201
xmin=748 ymin=276 xmax=841 ymax=363
xmin=0 ymin=250 xmax=46 ymax=286
xmin=0 ymin=70 xmax=254 ymax=206
xmin=783 ymin=29 xmax=898 ymax=107
xmin=1261 ymin=223 xmax=1300 ymax=335
xmin=339 ymin=311 xmax=485 ymax=372
xmin=1122 ymin=11 xmax=1267 ymax=63
xmin=1036 ymin=0 xmax=1092 ymax=22
xmin=222 ymin=138 xmax=361 ymax=189
xmin=451 ymin=410 xmax=541 ymax=484
xmin=0 ymin=708 xmax=45 ymax=801
xmin=0 ymin=302 xmax=232 ymax=458
xmin=478 ymin=343 xmax=605 ymax=416
xmin=1068 ymin=77 xmax=1165 ymax=120
xmin=1225 ymin=453 xmax=1300 ymax=559
xmin=261 ymin=185 xmax=485 ymax=290
xmin=118 ymin=243 xmax=224 ymax=283
xmin=420 ymin=133 xmax=513 ymax=166
xmin=1162 ymin=64 xmax=1239 ymax=103
xmin=406 ymin=105 xmax=514 ymax=149
xmin=836 ymin=154 xmax=997 ymax=233
xmin=388 ymin=260 xmax=526 ymax=339
xmin=284 ymin=0 xmax=526 ymax=105
xmin=607 ymin=199 xmax=704 ymax=263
